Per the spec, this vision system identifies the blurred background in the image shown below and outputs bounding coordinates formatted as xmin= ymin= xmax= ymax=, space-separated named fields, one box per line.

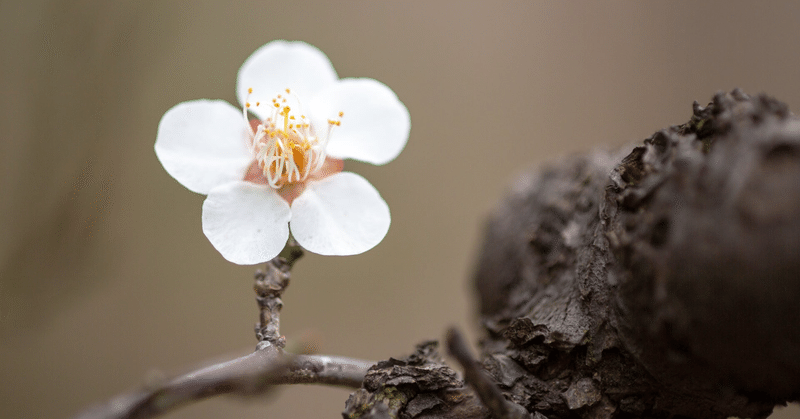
xmin=1 ymin=1 xmax=799 ymax=418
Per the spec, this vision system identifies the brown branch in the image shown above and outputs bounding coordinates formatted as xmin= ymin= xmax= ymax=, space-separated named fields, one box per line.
xmin=71 ymin=346 xmax=374 ymax=419
xmin=279 ymin=354 xmax=375 ymax=388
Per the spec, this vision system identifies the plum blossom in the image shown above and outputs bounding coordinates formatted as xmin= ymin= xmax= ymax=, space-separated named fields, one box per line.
xmin=155 ymin=41 xmax=410 ymax=264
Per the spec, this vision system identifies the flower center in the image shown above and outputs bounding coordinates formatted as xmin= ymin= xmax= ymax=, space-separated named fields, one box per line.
xmin=243 ymin=87 xmax=342 ymax=189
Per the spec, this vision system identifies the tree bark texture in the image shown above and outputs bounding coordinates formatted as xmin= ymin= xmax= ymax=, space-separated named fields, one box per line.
xmin=345 ymin=90 xmax=800 ymax=419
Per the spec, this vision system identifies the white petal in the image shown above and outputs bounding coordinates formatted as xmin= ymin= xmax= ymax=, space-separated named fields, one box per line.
xmin=309 ymin=78 xmax=410 ymax=165
xmin=155 ymin=100 xmax=252 ymax=194
xmin=202 ymin=182 xmax=291 ymax=265
xmin=291 ymin=172 xmax=390 ymax=256
xmin=236 ymin=40 xmax=337 ymax=120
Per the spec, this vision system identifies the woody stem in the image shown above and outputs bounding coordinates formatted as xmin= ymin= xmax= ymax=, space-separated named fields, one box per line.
xmin=253 ymin=238 xmax=304 ymax=347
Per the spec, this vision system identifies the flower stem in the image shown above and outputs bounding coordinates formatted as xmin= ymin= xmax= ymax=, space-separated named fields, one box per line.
xmin=278 ymin=237 xmax=304 ymax=268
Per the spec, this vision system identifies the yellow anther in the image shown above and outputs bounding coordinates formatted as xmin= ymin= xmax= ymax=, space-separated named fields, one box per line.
xmin=248 ymin=87 xmax=253 ymax=94
xmin=255 ymin=102 xmax=260 ymax=106
xmin=339 ymin=111 xmax=344 ymax=117
xmin=274 ymin=103 xmax=280 ymax=108
xmin=246 ymin=102 xmax=251 ymax=108
xmin=285 ymin=88 xmax=291 ymax=93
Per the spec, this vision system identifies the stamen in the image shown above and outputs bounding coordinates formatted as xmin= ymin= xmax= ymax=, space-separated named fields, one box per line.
xmin=243 ymin=87 xmax=342 ymax=189
xmin=243 ymin=87 xmax=256 ymax=137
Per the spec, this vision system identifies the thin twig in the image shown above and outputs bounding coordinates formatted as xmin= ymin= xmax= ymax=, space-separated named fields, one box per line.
xmin=446 ymin=327 xmax=531 ymax=419
xmin=71 ymin=346 xmax=374 ymax=419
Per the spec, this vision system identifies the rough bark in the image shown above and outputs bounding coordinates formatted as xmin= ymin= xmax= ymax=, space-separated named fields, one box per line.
xmin=342 ymin=341 xmax=492 ymax=419
xmin=344 ymin=90 xmax=800 ymax=419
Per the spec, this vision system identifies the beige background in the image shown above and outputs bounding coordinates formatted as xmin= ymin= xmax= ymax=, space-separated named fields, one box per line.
xmin=1 ymin=1 xmax=798 ymax=418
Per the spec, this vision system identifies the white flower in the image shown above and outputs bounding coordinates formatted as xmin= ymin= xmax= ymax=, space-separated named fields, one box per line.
xmin=155 ymin=41 xmax=410 ymax=264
